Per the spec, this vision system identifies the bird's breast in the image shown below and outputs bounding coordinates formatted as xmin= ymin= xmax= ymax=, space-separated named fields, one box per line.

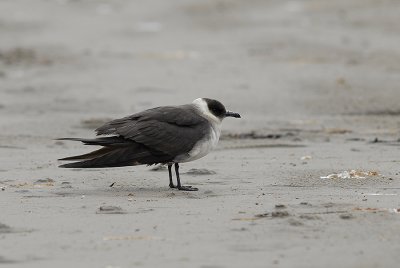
xmin=175 ymin=123 xmax=221 ymax=163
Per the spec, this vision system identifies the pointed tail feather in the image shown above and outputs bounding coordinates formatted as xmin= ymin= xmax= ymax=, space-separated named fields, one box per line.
xmin=59 ymin=147 xmax=141 ymax=168
xmin=57 ymin=137 xmax=129 ymax=146
xmin=58 ymin=147 xmax=114 ymax=161
xmin=59 ymin=144 xmax=172 ymax=168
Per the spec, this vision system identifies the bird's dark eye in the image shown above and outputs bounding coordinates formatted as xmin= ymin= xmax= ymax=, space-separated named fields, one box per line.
xmin=212 ymin=107 xmax=223 ymax=116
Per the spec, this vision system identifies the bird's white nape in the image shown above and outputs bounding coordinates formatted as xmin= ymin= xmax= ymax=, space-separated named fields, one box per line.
xmin=192 ymin=98 xmax=222 ymax=124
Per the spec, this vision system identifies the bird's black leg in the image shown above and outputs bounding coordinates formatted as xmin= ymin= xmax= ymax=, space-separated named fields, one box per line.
xmin=175 ymin=163 xmax=198 ymax=191
xmin=168 ymin=164 xmax=175 ymax=188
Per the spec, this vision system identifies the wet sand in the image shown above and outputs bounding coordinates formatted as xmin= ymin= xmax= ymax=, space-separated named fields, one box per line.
xmin=1 ymin=0 xmax=400 ymax=267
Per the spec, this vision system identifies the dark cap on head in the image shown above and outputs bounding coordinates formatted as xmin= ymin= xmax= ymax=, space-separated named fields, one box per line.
xmin=203 ymin=98 xmax=241 ymax=119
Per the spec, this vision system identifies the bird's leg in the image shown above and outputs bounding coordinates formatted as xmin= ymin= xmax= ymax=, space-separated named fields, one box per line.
xmin=168 ymin=164 xmax=175 ymax=188
xmin=175 ymin=163 xmax=198 ymax=191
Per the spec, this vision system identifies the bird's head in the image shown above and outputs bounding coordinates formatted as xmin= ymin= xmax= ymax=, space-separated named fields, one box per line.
xmin=193 ymin=98 xmax=241 ymax=123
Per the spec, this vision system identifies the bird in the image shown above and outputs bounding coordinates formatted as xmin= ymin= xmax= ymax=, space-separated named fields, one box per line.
xmin=58 ymin=98 xmax=241 ymax=191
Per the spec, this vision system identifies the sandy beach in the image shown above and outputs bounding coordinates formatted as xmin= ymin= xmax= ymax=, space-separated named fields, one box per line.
xmin=1 ymin=0 xmax=400 ymax=267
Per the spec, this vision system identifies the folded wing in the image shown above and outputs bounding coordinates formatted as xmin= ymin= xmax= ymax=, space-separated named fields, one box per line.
xmin=59 ymin=105 xmax=209 ymax=168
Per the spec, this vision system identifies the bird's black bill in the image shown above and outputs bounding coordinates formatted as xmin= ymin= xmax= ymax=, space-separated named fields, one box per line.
xmin=225 ymin=111 xmax=241 ymax=118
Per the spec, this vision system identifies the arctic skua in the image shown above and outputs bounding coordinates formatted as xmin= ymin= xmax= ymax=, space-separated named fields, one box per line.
xmin=58 ymin=98 xmax=241 ymax=191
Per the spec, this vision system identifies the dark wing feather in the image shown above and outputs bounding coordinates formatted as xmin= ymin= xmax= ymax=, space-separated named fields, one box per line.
xmin=95 ymin=105 xmax=209 ymax=157
xmin=96 ymin=105 xmax=205 ymax=133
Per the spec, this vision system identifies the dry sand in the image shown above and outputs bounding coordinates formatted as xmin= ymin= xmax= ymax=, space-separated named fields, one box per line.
xmin=1 ymin=0 xmax=400 ymax=267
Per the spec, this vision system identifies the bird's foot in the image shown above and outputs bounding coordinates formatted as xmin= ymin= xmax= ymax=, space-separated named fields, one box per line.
xmin=177 ymin=185 xmax=198 ymax=191
xmin=169 ymin=183 xmax=176 ymax=189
